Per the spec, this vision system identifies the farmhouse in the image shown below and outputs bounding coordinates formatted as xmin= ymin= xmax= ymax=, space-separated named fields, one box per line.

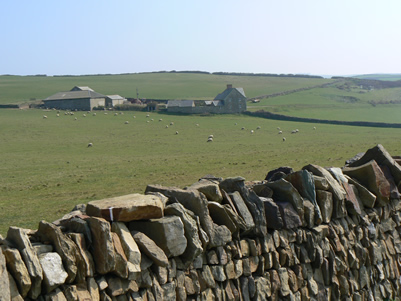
xmin=43 ymin=86 xmax=126 ymax=111
xmin=167 ymin=84 xmax=247 ymax=114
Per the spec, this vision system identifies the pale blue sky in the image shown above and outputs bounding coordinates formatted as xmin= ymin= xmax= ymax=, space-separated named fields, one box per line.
xmin=2 ymin=0 xmax=401 ymax=76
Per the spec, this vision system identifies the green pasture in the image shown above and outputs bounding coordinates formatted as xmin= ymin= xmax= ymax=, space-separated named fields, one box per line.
xmin=248 ymin=85 xmax=401 ymax=123
xmin=1 ymin=108 xmax=401 ymax=235
xmin=0 ymin=73 xmax=332 ymax=105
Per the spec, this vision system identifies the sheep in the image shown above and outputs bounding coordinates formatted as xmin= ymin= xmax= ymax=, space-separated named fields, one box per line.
xmin=256 ymin=126 xmax=261 ymax=130
xmin=207 ymin=137 xmax=213 ymax=142
xmin=291 ymin=130 xmax=297 ymax=134
xmin=277 ymin=127 xmax=280 ymax=130
xmin=146 ymin=114 xmax=150 ymax=117
xmin=165 ymin=125 xmax=169 ymax=128
xmin=151 ymin=119 xmax=154 ymax=121
xmin=83 ymin=114 xmax=86 ymax=117
xmin=56 ymin=114 xmax=60 ymax=117
xmin=93 ymin=113 xmax=96 ymax=116
xmin=208 ymin=135 xmax=214 ymax=139
xmin=43 ymin=115 xmax=48 ymax=119
xmin=250 ymin=130 xmax=254 ymax=134
xmin=159 ymin=119 xmax=163 ymax=122
xmin=114 ymin=113 xmax=118 ymax=116
xmin=278 ymin=131 xmax=283 ymax=134
xmin=120 ymin=112 xmax=124 ymax=115
xmin=88 ymin=142 xmax=93 ymax=147
xmin=133 ymin=116 xmax=136 ymax=118
xmin=175 ymin=131 xmax=179 ymax=135
xmin=104 ymin=112 xmax=108 ymax=115
xmin=146 ymin=120 xmax=149 ymax=123
xmin=235 ymin=123 xmax=237 ymax=125
xmin=196 ymin=123 xmax=199 ymax=127
xmin=125 ymin=121 xmax=129 ymax=124
xmin=241 ymin=127 xmax=245 ymax=130
xmin=170 ymin=122 xmax=174 ymax=126
xmin=283 ymin=137 xmax=286 ymax=142
xmin=313 ymin=126 xmax=316 ymax=130
xmin=74 ymin=117 xmax=78 ymax=120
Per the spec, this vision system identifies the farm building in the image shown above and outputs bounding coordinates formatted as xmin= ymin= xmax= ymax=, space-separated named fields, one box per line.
xmin=43 ymin=87 xmax=125 ymax=111
xmin=167 ymin=84 xmax=247 ymax=114
xmin=105 ymin=95 xmax=127 ymax=107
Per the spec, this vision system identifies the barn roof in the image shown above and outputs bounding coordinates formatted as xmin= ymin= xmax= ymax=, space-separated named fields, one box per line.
xmin=107 ymin=94 xmax=126 ymax=100
xmin=71 ymin=86 xmax=94 ymax=91
xmin=167 ymin=100 xmax=195 ymax=107
xmin=214 ymin=87 xmax=246 ymax=101
xmin=44 ymin=90 xmax=106 ymax=101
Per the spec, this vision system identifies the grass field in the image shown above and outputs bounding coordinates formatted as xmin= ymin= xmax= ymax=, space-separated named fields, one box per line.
xmin=0 ymin=73 xmax=332 ymax=105
xmin=1 ymin=108 xmax=401 ymax=235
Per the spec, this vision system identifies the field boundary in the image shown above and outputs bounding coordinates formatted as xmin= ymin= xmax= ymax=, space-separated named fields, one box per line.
xmin=246 ymin=110 xmax=401 ymax=128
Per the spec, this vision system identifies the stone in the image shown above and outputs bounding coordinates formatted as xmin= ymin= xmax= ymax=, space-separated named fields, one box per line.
xmin=285 ymin=170 xmax=322 ymax=224
xmin=227 ymin=191 xmax=255 ymax=233
xmin=145 ymin=184 xmax=230 ymax=248
xmin=131 ymin=231 xmax=169 ymax=267
xmin=220 ymin=177 xmax=267 ymax=237
xmin=187 ymin=179 xmax=223 ymax=202
xmin=276 ymin=202 xmax=302 ymax=229
xmin=8 ymin=272 xmax=23 ymax=301
xmin=57 ymin=216 xmax=92 ymax=247
xmin=303 ymin=200 xmax=315 ymax=228
xmin=381 ymin=165 xmax=400 ymax=199
xmin=260 ymin=197 xmax=284 ymax=230
xmin=39 ymin=252 xmax=68 ymax=293
xmin=87 ymin=217 xmax=116 ymax=274
xmin=254 ymin=276 xmax=271 ymax=300
xmin=87 ymin=277 xmax=100 ymax=301
xmin=315 ymin=190 xmax=333 ymax=223
xmin=36 ymin=220 xmax=84 ymax=283
xmin=162 ymin=282 xmax=176 ymax=300
xmin=111 ymin=232 xmax=129 ymax=279
xmin=346 ymin=176 xmax=376 ymax=208
xmin=164 ymin=202 xmax=203 ymax=266
xmin=265 ymin=179 xmax=305 ymax=225
xmin=2 ymin=247 xmax=31 ymax=297
xmin=111 ymin=222 xmax=141 ymax=277
xmin=265 ymin=166 xmax=294 ymax=181
xmin=0 ymin=251 xmax=10 ymax=301
xmin=86 ymin=193 xmax=164 ymax=222
xmin=68 ymin=233 xmax=95 ymax=278
xmin=200 ymin=265 xmax=216 ymax=288
xmin=347 ymin=144 xmax=401 ymax=184
xmin=129 ymin=216 xmax=187 ymax=257
xmin=251 ymin=183 xmax=274 ymax=198
xmin=278 ymin=268 xmax=291 ymax=297
xmin=6 ymin=226 xmax=43 ymax=299
xmin=313 ymin=175 xmax=329 ymax=190
xmin=210 ymin=265 xmax=227 ymax=282
xmin=208 ymin=202 xmax=238 ymax=234
xmin=303 ymin=164 xmax=347 ymax=218
xmin=343 ymin=160 xmax=391 ymax=206
xmin=45 ymin=287 xmax=67 ymax=301
xmin=32 ymin=243 xmax=53 ymax=256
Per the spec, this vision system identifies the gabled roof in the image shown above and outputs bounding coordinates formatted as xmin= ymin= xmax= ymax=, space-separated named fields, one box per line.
xmin=71 ymin=86 xmax=94 ymax=92
xmin=107 ymin=95 xmax=126 ymax=100
xmin=167 ymin=100 xmax=195 ymax=107
xmin=214 ymin=87 xmax=246 ymax=101
xmin=44 ymin=90 xmax=106 ymax=101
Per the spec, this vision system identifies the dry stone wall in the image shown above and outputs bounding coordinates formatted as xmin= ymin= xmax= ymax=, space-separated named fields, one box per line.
xmin=2 ymin=144 xmax=401 ymax=300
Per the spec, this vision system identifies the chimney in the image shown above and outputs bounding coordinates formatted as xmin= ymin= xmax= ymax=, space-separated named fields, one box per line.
xmin=227 ymin=84 xmax=233 ymax=89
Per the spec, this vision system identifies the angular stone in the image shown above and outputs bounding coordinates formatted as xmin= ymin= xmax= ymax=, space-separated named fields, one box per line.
xmin=346 ymin=176 xmax=376 ymax=208
xmin=266 ymin=179 xmax=305 ymax=225
xmin=315 ymin=190 xmax=333 ymax=223
xmin=347 ymin=144 xmax=401 ymax=184
xmin=265 ymin=166 xmax=294 ymax=182
xmin=285 ymin=170 xmax=322 ymax=224
xmin=187 ymin=179 xmax=223 ymax=203
xmin=87 ymin=217 xmax=116 ymax=274
xmin=57 ymin=216 xmax=92 ymax=247
xmin=68 ymin=233 xmax=94 ymax=278
xmin=313 ymin=175 xmax=329 ymax=190
xmin=278 ymin=268 xmax=290 ymax=297
xmin=145 ymin=184 xmax=230 ymax=248
xmin=129 ymin=216 xmax=187 ymax=257
xmin=303 ymin=200 xmax=315 ymax=229
xmin=36 ymin=220 xmax=85 ymax=283
xmin=303 ymin=164 xmax=347 ymax=218
xmin=381 ymin=165 xmax=401 ymax=199
xmin=227 ymin=191 xmax=255 ymax=233
xmin=39 ymin=252 xmax=68 ymax=293
xmin=251 ymin=183 xmax=274 ymax=198
xmin=111 ymin=222 xmax=141 ymax=276
xmin=86 ymin=193 xmax=164 ymax=222
xmin=87 ymin=277 xmax=100 ymax=301
xmin=276 ymin=202 xmax=302 ymax=229
xmin=220 ymin=177 xmax=267 ymax=237
xmin=343 ymin=160 xmax=391 ymax=206
xmin=6 ymin=227 xmax=43 ymax=299
xmin=131 ymin=231 xmax=168 ymax=267
xmin=164 ymin=202 xmax=203 ymax=266
xmin=0 ymin=251 xmax=11 ymax=301
xmin=2 ymin=247 xmax=31 ymax=297
xmin=8 ymin=272 xmax=23 ymax=301
xmin=260 ymin=197 xmax=284 ymax=230
xmin=111 ymin=232 xmax=129 ymax=279
xmin=210 ymin=265 xmax=227 ymax=282
xmin=45 ymin=287 xmax=67 ymax=301
xmin=208 ymin=202 xmax=238 ymax=234
xmin=254 ymin=276 xmax=271 ymax=300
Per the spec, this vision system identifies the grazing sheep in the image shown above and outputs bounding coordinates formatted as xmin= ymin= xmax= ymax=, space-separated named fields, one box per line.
xmin=83 ymin=114 xmax=86 ymax=117
xmin=256 ymin=126 xmax=261 ymax=130
xmin=104 ymin=112 xmax=108 ymax=115
xmin=277 ymin=127 xmax=280 ymax=130
xmin=208 ymin=135 xmax=214 ymax=139
xmin=278 ymin=131 xmax=283 ymax=134
xmin=250 ymin=130 xmax=254 ymax=134
xmin=88 ymin=142 xmax=93 ymax=147
xmin=56 ymin=114 xmax=60 ymax=117
xmin=159 ymin=119 xmax=163 ymax=122
xmin=64 ymin=112 xmax=68 ymax=115
xmin=146 ymin=114 xmax=150 ymax=117
xmin=74 ymin=117 xmax=78 ymax=120
xmin=313 ymin=126 xmax=316 ymax=130
xmin=120 ymin=112 xmax=124 ymax=115
xmin=165 ymin=125 xmax=169 ymax=128
xmin=207 ymin=137 xmax=213 ymax=142
xmin=125 ymin=121 xmax=129 ymax=124
xmin=146 ymin=120 xmax=149 ymax=123
xmin=71 ymin=112 xmax=74 ymax=115
xmin=114 ymin=113 xmax=118 ymax=116
xmin=170 ymin=122 xmax=174 ymax=125
xmin=175 ymin=131 xmax=179 ymax=135
xmin=133 ymin=115 xmax=136 ymax=118
xmin=241 ymin=127 xmax=245 ymax=130
xmin=43 ymin=115 xmax=48 ymax=119
xmin=235 ymin=123 xmax=237 ymax=125
xmin=151 ymin=119 xmax=154 ymax=121
xmin=196 ymin=123 xmax=199 ymax=127
xmin=93 ymin=113 xmax=96 ymax=116
xmin=283 ymin=137 xmax=286 ymax=142
xmin=291 ymin=130 xmax=297 ymax=134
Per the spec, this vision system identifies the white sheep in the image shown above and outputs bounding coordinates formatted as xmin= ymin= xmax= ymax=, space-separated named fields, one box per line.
xmin=170 ymin=122 xmax=174 ymax=125
xmin=207 ymin=137 xmax=213 ymax=142
xmin=125 ymin=121 xmax=129 ymax=124
xmin=114 ymin=113 xmax=118 ymax=116
xmin=208 ymin=135 xmax=214 ymax=139
xmin=196 ymin=123 xmax=199 ymax=127
xmin=241 ymin=127 xmax=245 ymax=130
xmin=93 ymin=113 xmax=96 ymax=116
xmin=313 ymin=126 xmax=316 ymax=130
xmin=159 ymin=119 xmax=163 ymax=122
xmin=146 ymin=114 xmax=150 ymax=117
xmin=291 ymin=130 xmax=297 ymax=134
xmin=278 ymin=131 xmax=283 ymax=134
xmin=83 ymin=114 xmax=86 ymax=117
xmin=133 ymin=115 xmax=136 ymax=118
xmin=175 ymin=131 xmax=179 ymax=135
xmin=165 ymin=125 xmax=169 ymax=128
xmin=283 ymin=137 xmax=286 ymax=142
xmin=43 ymin=115 xmax=48 ymax=119
xmin=256 ymin=126 xmax=261 ymax=130
xmin=56 ymin=114 xmax=60 ymax=117
xmin=104 ymin=112 xmax=108 ymax=115
xmin=88 ymin=142 xmax=93 ymax=147
xmin=74 ymin=117 xmax=78 ymax=121
xmin=277 ymin=127 xmax=281 ymax=130
xmin=250 ymin=130 xmax=254 ymax=134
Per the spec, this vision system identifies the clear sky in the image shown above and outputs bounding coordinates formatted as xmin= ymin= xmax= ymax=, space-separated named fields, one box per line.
xmin=2 ymin=0 xmax=401 ymax=76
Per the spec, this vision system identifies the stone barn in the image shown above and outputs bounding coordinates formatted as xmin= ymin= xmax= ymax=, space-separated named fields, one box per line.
xmin=105 ymin=95 xmax=127 ymax=108
xmin=167 ymin=84 xmax=247 ymax=114
xmin=43 ymin=87 xmax=107 ymax=111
